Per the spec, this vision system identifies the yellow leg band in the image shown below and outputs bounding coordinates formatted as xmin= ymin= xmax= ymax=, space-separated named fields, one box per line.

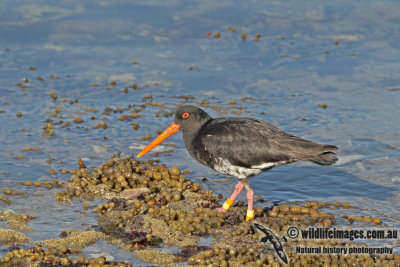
xmin=246 ymin=209 xmax=255 ymax=221
xmin=222 ymin=197 xmax=234 ymax=210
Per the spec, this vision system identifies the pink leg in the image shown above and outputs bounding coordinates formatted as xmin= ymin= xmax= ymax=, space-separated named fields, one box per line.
xmin=229 ymin=180 xmax=244 ymax=201
xmin=245 ymin=188 xmax=255 ymax=221
xmin=217 ymin=181 xmax=244 ymax=212
xmin=246 ymin=189 xmax=254 ymax=211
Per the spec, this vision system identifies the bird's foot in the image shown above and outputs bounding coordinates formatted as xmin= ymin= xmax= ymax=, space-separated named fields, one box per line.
xmin=216 ymin=207 xmax=228 ymax=213
xmin=246 ymin=209 xmax=255 ymax=221
xmin=217 ymin=197 xmax=234 ymax=213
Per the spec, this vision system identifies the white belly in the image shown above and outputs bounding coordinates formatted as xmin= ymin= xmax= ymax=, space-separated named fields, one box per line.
xmin=212 ymin=157 xmax=281 ymax=179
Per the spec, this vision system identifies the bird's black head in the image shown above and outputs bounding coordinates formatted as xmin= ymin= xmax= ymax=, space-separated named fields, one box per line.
xmin=136 ymin=105 xmax=212 ymax=158
xmin=174 ymin=105 xmax=212 ymax=133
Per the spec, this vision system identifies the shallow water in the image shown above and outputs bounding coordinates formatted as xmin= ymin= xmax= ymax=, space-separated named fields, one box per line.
xmin=1 ymin=0 xmax=400 ymax=262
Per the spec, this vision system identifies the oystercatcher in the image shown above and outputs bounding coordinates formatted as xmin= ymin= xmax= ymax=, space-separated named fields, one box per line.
xmin=137 ymin=105 xmax=338 ymax=221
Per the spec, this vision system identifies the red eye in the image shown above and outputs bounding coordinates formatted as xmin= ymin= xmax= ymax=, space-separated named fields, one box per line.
xmin=182 ymin=112 xmax=189 ymax=118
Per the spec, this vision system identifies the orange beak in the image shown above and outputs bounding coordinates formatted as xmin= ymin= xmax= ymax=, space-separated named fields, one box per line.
xmin=137 ymin=122 xmax=180 ymax=158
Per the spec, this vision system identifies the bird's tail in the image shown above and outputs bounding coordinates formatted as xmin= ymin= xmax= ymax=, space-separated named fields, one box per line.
xmin=311 ymin=151 xmax=338 ymax=166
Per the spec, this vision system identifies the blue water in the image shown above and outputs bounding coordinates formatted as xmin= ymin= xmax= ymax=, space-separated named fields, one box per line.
xmin=1 ymin=0 xmax=400 ymax=262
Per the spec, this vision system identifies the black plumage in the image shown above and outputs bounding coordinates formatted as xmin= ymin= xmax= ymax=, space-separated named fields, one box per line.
xmin=174 ymin=105 xmax=338 ymax=179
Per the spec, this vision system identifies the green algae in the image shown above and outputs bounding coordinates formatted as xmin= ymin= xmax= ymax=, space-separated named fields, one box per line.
xmin=3 ymin=153 xmax=399 ymax=266
xmin=0 ymin=228 xmax=31 ymax=246
xmin=134 ymin=249 xmax=176 ymax=265
xmin=35 ymin=230 xmax=107 ymax=253
xmin=0 ymin=211 xmax=35 ymax=231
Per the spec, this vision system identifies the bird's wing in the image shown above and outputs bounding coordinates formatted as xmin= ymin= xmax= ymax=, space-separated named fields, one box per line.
xmin=254 ymin=223 xmax=267 ymax=232
xmin=196 ymin=118 xmax=294 ymax=168
xmin=196 ymin=118 xmax=336 ymax=168
xmin=254 ymin=223 xmax=288 ymax=264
